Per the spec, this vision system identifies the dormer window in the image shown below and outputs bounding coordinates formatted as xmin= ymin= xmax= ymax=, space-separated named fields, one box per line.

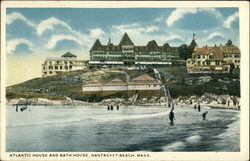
xmin=209 ymin=55 xmax=215 ymax=59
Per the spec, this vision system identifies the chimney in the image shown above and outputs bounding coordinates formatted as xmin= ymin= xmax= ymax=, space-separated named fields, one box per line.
xmin=215 ymin=44 xmax=217 ymax=47
xmin=205 ymin=44 xmax=207 ymax=50
xmin=220 ymin=43 xmax=222 ymax=51
xmin=107 ymin=37 xmax=111 ymax=45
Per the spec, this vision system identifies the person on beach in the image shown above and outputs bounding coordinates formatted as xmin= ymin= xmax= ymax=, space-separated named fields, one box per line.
xmin=237 ymin=101 xmax=240 ymax=109
xmin=16 ymin=105 xmax=18 ymax=112
xmin=194 ymin=104 xmax=197 ymax=109
xmin=107 ymin=105 xmax=110 ymax=110
xmin=233 ymin=98 xmax=237 ymax=107
xmin=202 ymin=111 xmax=208 ymax=120
xmin=111 ymin=105 xmax=113 ymax=111
xmin=198 ymin=104 xmax=201 ymax=112
xmin=117 ymin=105 xmax=119 ymax=110
xmin=169 ymin=109 xmax=175 ymax=124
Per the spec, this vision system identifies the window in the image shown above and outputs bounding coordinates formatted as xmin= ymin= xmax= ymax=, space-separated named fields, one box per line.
xmin=48 ymin=66 xmax=53 ymax=70
xmin=43 ymin=67 xmax=45 ymax=70
xmin=60 ymin=66 xmax=62 ymax=70
xmin=209 ymin=55 xmax=215 ymax=59
xmin=69 ymin=65 xmax=72 ymax=69
xmin=57 ymin=61 xmax=59 ymax=64
xmin=49 ymin=71 xmax=52 ymax=74
xmin=197 ymin=61 xmax=201 ymax=65
xmin=202 ymin=61 xmax=205 ymax=65
xmin=234 ymin=54 xmax=240 ymax=58
xmin=215 ymin=61 xmax=220 ymax=65
xmin=197 ymin=55 xmax=201 ymax=59
xmin=55 ymin=66 xmax=58 ymax=70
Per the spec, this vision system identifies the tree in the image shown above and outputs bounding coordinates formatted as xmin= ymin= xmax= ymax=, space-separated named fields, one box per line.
xmin=178 ymin=44 xmax=193 ymax=60
xmin=178 ymin=44 xmax=188 ymax=60
xmin=226 ymin=39 xmax=233 ymax=46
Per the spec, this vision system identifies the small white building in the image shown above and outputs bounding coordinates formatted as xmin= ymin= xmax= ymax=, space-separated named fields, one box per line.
xmin=41 ymin=52 xmax=87 ymax=77
xmin=82 ymin=74 xmax=161 ymax=97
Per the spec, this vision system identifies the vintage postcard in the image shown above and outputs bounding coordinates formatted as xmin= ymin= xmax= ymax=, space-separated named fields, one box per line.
xmin=1 ymin=1 xmax=249 ymax=161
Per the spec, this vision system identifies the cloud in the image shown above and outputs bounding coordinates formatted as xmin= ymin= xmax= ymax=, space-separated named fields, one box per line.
xmin=7 ymin=38 xmax=33 ymax=54
xmin=37 ymin=17 xmax=73 ymax=36
xmin=165 ymin=35 xmax=184 ymax=42
xmin=112 ymin=23 xmax=159 ymax=34
xmin=89 ymin=28 xmax=105 ymax=38
xmin=154 ymin=16 xmax=164 ymax=22
xmin=201 ymin=8 xmax=222 ymax=18
xmin=45 ymin=34 xmax=83 ymax=49
xmin=139 ymin=26 xmax=159 ymax=33
xmin=204 ymin=32 xmax=225 ymax=41
xmin=37 ymin=17 xmax=98 ymax=49
xmin=112 ymin=23 xmax=140 ymax=31
xmin=166 ymin=8 xmax=222 ymax=26
xmin=223 ymin=12 xmax=239 ymax=29
xmin=6 ymin=12 xmax=36 ymax=27
xmin=167 ymin=8 xmax=198 ymax=26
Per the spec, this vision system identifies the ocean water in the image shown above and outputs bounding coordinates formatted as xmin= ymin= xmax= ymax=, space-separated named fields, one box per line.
xmin=6 ymin=105 xmax=240 ymax=152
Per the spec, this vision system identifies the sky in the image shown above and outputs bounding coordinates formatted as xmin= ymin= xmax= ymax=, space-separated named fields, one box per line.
xmin=6 ymin=7 xmax=239 ymax=85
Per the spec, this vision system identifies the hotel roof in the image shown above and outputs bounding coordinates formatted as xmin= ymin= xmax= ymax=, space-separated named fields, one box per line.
xmin=61 ymin=52 xmax=77 ymax=58
xmin=119 ymin=32 xmax=134 ymax=46
xmin=90 ymin=33 xmax=180 ymax=52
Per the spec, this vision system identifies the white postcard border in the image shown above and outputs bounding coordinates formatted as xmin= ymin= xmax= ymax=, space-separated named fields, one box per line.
xmin=1 ymin=1 xmax=249 ymax=161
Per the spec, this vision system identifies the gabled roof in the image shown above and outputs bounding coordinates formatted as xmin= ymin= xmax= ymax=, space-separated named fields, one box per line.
xmin=119 ymin=33 xmax=134 ymax=46
xmin=162 ymin=43 xmax=170 ymax=48
xmin=193 ymin=45 xmax=240 ymax=60
xmin=110 ymin=79 xmax=123 ymax=83
xmin=147 ymin=40 xmax=158 ymax=48
xmin=91 ymin=39 xmax=102 ymax=50
xmin=129 ymin=74 xmax=160 ymax=85
xmin=132 ymin=74 xmax=156 ymax=81
xmin=146 ymin=40 xmax=160 ymax=51
xmin=61 ymin=52 xmax=77 ymax=58
xmin=189 ymin=39 xmax=198 ymax=48
xmin=222 ymin=46 xmax=240 ymax=53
